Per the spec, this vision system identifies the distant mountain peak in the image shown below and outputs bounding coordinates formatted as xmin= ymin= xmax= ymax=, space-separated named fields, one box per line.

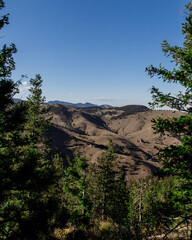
xmin=47 ymin=100 xmax=113 ymax=109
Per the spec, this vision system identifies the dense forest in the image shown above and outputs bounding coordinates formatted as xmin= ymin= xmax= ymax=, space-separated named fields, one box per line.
xmin=0 ymin=0 xmax=192 ymax=239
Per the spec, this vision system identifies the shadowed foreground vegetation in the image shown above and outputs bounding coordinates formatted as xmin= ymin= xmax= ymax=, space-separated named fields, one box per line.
xmin=0 ymin=0 xmax=192 ymax=239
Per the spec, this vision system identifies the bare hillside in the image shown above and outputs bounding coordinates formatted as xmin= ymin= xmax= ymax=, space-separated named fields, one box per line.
xmin=47 ymin=104 xmax=183 ymax=180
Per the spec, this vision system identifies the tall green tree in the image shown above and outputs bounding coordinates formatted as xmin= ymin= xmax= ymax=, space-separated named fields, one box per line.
xmin=25 ymin=74 xmax=51 ymax=144
xmin=0 ymin=0 xmax=18 ymax=122
xmin=146 ymin=2 xmax=192 ymax=178
xmin=128 ymin=176 xmax=183 ymax=239
xmin=0 ymin=1 xmax=23 ymax=237
xmin=0 ymin=1 xmax=67 ymax=237
xmin=0 ymin=74 xmax=67 ymax=239
xmin=63 ymin=152 xmax=91 ymax=227
xmin=90 ymin=141 xmax=129 ymax=225
xmin=19 ymin=74 xmax=67 ymax=239
xmin=90 ymin=141 xmax=117 ymax=222
xmin=146 ymin=1 xmax=192 ymax=237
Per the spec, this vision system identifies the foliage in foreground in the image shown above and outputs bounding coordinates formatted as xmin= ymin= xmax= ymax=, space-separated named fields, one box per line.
xmin=62 ymin=141 xmax=130 ymax=239
xmin=1 ymin=0 xmax=192 ymax=239
xmin=0 ymin=2 xmax=67 ymax=238
xmin=145 ymin=1 xmax=192 ymax=238
xmin=0 ymin=74 xmax=67 ymax=239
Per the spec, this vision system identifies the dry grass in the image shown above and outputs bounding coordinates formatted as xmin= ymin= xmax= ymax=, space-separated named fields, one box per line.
xmin=48 ymin=104 xmax=184 ymax=180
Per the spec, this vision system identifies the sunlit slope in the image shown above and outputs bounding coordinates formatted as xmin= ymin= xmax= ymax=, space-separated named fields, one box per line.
xmin=47 ymin=104 xmax=183 ymax=180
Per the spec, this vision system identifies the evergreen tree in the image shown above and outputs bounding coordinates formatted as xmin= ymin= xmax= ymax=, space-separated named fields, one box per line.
xmin=0 ymin=1 xmax=24 ymax=237
xmin=146 ymin=1 xmax=192 ymax=237
xmin=0 ymin=0 xmax=18 ymax=125
xmin=90 ymin=141 xmax=129 ymax=225
xmin=128 ymin=176 xmax=183 ymax=238
xmin=0 ymin=1 xmax=67 ymax=237
xmin=0 ymin=74 xmax=67 ymax=239
xmin=90 ymin=141 xmax=117 ymax=221
xmin=25 ymin=74 xmax=51 ymax=144
xmin=63 ymin=152 xmax=91 ymax=227
xmin=146 ymin=1 xmax=192 ymax=178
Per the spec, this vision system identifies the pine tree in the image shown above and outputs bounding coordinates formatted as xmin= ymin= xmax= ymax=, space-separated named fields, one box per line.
xmin=146 ymin=2 xmax=192 ymax=178
xmin=25 ymin=74 xmax=51 ymax=144
xmin=0 ymin=1 xmax=67 ymax=237
xmin=18 ymin=74 xmax=67 ymax=239
xmin=0 ymin=74 xmax=67 ymax=239
xmin=90 ymin=140 xmax=129 ymax=225
xmin=90 ymin=141 xmax=117 ymax=222
xmin=63 ymin=152 xmax=91 ymax=227
xmin=0 ymin=1 xmax=24 ymax=237
xmin=146 ymin=1 xmax=192 ymax=237
xmin=128 ymin=176 xmax=182 ymax=238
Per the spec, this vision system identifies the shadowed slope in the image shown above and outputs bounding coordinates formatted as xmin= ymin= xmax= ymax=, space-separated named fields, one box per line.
xmin=47 ymin=104 xmax=183 ymax=180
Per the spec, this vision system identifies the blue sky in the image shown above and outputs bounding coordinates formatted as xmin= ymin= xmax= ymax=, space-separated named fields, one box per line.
xmin=1 ymin=0 xmax=187 ymax=106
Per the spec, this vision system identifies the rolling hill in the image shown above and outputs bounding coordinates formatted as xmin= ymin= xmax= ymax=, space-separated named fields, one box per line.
xmin=47 ymin=104 xmax=183 ymax=180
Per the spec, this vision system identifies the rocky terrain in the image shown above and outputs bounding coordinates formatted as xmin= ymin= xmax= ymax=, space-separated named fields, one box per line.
xmin=47 ymin=104 xmax=183 ymax=180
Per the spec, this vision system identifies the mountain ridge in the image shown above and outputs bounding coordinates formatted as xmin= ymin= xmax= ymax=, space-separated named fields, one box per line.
xmin=47 ymin=103 xmax=183 ymax=180
xmin=14 ymin=98 xmax=150 ymax=112
xmin=46 ymin=100 xmax=115 ymax=109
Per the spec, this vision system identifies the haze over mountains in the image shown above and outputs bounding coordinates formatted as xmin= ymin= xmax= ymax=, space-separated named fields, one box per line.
xmin=47 ymin=103 xmax=183 ymax=181
xmin=14 ymin=98 xmax=150 ymax=110
xmin=14 ymin=98 xmax=114 ymax=109
xmin=47 ymin=100 xmax=114 ymax=109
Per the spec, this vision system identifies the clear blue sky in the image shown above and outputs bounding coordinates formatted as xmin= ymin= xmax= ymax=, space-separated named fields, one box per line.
xmin=1 ymin=0 xmax=187 ymax=106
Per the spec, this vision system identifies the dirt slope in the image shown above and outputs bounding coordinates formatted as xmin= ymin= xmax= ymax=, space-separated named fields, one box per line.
xmin=47 ymin=104 xmax=183 ymax=180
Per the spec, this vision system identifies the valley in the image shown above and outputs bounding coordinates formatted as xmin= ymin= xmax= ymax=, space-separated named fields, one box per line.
xmin=47 ymin=104 xmax=183 ymax=180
